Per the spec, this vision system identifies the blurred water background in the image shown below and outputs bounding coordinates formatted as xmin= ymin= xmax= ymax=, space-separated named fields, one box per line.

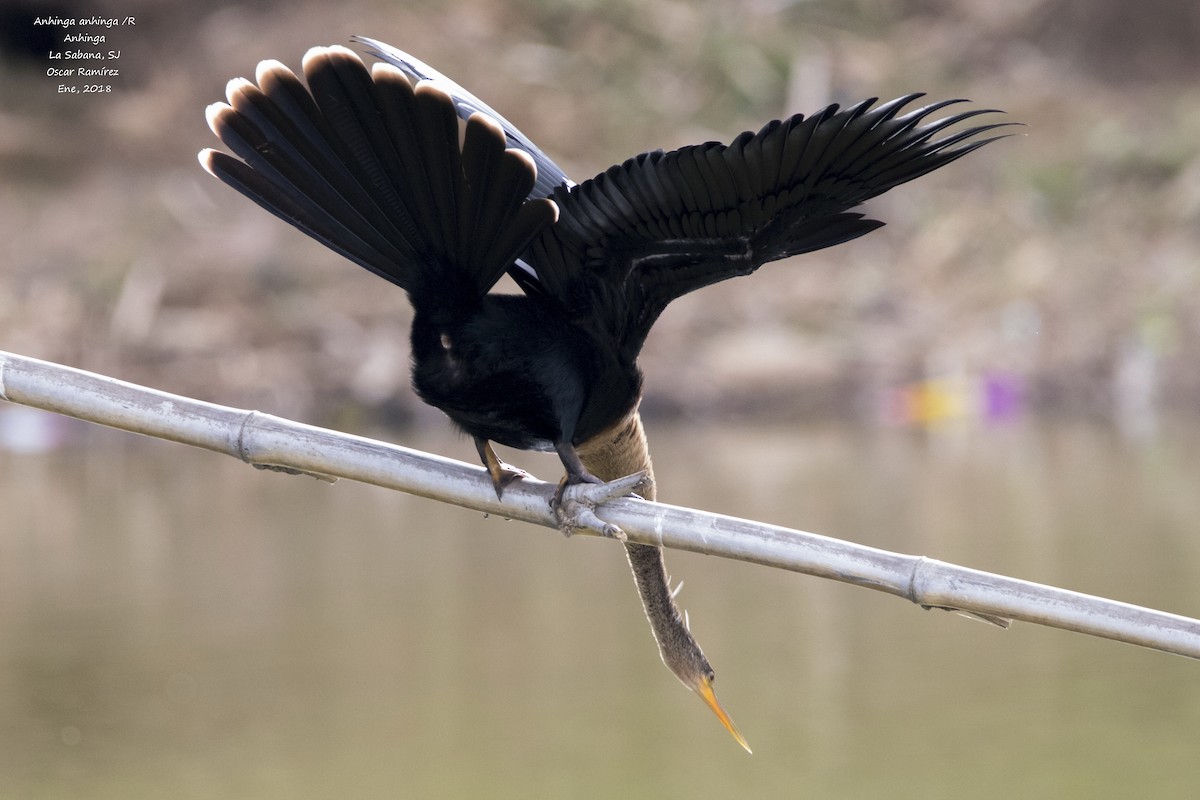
xmin=1 ymin=418 xmax=1199 ymax=798
xmin=3 ymin=0 xmax=1200 ymax=796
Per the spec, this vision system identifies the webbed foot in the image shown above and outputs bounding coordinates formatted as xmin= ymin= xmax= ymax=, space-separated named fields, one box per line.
xmin=476 ymin=438 xmax=532 ymax=498
xmin=551 ymin=471 xmax=649 ymax=540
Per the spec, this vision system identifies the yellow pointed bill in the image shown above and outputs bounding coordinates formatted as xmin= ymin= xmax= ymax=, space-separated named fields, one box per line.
xmin=696 ymin=677 xmax=752 ymax=754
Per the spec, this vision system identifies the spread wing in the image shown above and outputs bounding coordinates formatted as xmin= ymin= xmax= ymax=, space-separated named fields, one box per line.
xmin=523 ymin=94 xmax=1016 ymax=354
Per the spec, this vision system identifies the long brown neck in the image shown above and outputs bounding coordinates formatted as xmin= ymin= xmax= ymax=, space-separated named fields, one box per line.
xmin=577 ymin=411 xmax=713 ymax=684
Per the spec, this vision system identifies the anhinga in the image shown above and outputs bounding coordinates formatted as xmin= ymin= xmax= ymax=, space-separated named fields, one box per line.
xmin=200 ymin=38 xmax=1011 ymax=752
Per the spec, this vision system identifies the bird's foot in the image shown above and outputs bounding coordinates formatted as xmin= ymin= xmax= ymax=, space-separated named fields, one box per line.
xmin=487 ymin=460 xmax=532 ymax=499
xmin=551 ymin=471 xmax=649 ymax=540
xmin=476 ymin=438 xmax=532 ymax=499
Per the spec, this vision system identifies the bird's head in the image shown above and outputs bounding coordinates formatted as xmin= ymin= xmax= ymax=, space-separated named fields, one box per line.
xmin=690 ymin=669 xmax=753 ymax=754
xmin=662 ymin=639 xmax=752 ymax=753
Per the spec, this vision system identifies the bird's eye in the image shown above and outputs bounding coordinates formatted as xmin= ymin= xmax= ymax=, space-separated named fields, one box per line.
xmin=440 ymin=333 xmax=452 ymax=351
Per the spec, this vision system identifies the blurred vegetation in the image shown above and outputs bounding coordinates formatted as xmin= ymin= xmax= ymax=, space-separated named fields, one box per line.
xmin=2 ymin=0 xmax=1199 ymax=427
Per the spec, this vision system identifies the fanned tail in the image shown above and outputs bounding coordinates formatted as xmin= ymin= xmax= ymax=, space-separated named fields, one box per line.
xmin=199 ymin=45 xmax=557 ymax=299
xmin=352 ymin=35 xmax=573 ymax=200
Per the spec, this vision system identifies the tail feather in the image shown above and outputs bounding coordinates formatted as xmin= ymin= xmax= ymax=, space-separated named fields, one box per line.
xmin=352 ymin=35 xmax=573 ymax=198
xmin=201 ymin=147 xmax=408 ymax=278
xmin=302 ymin=50 xmax=430 ymax=255
xmin=201 ymin=45 xmax=556 ymax=299
xmin=203 ymin=59 xmax=422 ymax=285
xmin=228 ymin=62 xmax=417 ymax=260
xmin=369 ymin=64 xmax=456 ymax=260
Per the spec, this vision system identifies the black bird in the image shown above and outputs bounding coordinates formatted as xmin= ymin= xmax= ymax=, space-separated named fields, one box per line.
xmin=200 ymin=38 xmax=1011 ymax=751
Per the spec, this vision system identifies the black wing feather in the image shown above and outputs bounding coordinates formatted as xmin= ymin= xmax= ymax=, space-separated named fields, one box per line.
xmin=201 ymin=41 xmax=1010 ymax=359
xmin=528 ymin=95 xmax=1015 ymax=352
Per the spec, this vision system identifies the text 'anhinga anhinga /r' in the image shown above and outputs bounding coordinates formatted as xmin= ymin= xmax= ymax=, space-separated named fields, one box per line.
xmin=200 ymin=37 xmax=1012 ymax=753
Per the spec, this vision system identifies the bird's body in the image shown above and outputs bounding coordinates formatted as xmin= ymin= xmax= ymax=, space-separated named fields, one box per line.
xmin=410 ymin=292 xmax=641 ymax=455
xmin=201 ymin=39 xmax=1010 ymax=751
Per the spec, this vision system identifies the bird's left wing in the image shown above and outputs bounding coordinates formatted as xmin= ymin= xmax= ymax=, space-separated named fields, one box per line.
xmin=524 ymin=94 xmax=1015 ymax=353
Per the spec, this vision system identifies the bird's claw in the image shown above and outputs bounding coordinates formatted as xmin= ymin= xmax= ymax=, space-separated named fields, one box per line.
xmin=552 ymin=471 xmax=649 ymax=540
xmin=489 ymin=462 xmax=532 ymax=499
xmin=477 ymin=439 xmax=533 ymax=499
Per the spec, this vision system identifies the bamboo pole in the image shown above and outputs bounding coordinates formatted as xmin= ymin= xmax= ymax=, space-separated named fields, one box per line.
xmin=3 ymin=348 xmax=1199 ymax=659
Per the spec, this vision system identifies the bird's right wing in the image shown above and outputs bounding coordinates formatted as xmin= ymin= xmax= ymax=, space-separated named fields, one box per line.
xmin=525 ymin=94 xmax=1016 ymax=353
